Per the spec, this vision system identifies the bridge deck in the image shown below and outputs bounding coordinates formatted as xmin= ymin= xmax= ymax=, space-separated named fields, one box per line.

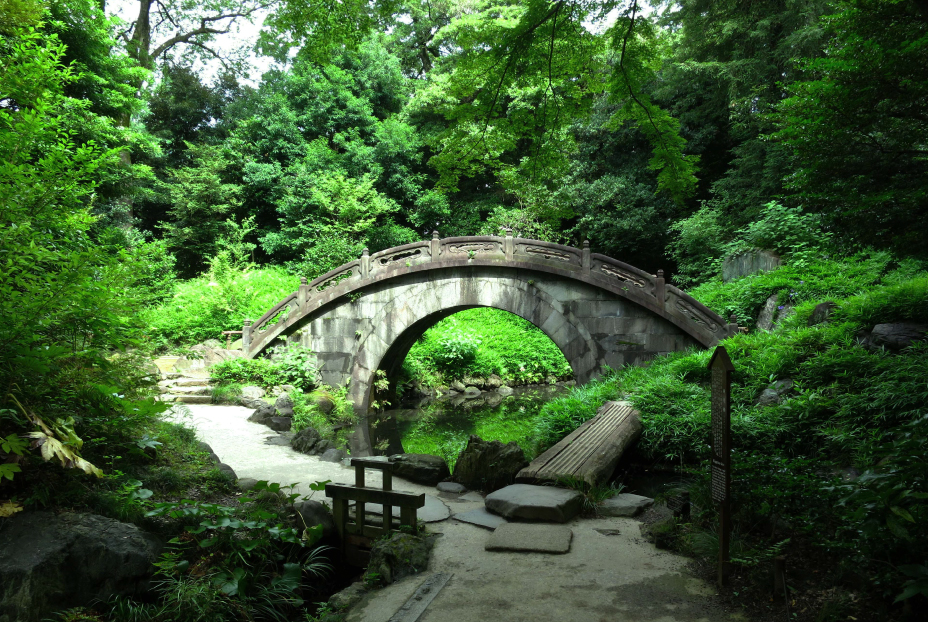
xmin=517 ymin=401 xmax=642 ymax=487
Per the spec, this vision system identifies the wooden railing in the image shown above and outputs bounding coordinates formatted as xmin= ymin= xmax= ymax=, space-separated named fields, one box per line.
xmin=325 ymin=458 xmax=425 ymax=566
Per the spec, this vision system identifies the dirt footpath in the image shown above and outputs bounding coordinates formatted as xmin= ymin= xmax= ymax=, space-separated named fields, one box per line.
xmin=174 ymin=404 xmax=747 ymax=622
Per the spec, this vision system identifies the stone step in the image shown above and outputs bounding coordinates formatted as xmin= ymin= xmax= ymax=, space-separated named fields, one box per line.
xmin=175 ymin=395 xmax=213 ymax=404
xmin=175 ymin=378 xmax=213 ymax=387
xmin=158 ymin=394 xmax=213 ymax=404
xmin=170 ymin=385 xmax=213 ymax=396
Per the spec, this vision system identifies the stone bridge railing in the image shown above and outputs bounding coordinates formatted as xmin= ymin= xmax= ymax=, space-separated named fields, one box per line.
xmin=243 ymin=233 xmax=737 ymax=357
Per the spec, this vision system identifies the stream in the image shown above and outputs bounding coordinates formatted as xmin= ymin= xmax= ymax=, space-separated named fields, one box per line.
xmin=368 ymin=384 xmax=568 ymax=465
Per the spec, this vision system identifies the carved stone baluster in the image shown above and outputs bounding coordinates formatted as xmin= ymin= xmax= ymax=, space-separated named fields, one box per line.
xmin=298 ymin=277 xmax=309 ymax=307
xmin=505 ymin=232 xmax=514 ymax=261
xmin=430 ymin=231 xmax=440 ymax=261
xmin=243 ymin=319 xmax=253 ymax=349
xmin=655 ymin=270 xmax=666 ymax=308
xmin=582 ymin=240 xmax=591 ymax=274
xmin=361 ymin=248 xmax=370 ymax=278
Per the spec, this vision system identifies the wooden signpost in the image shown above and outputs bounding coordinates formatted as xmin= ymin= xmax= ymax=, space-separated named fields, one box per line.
xmin=708 ymin=345 xmax=734 ymax=587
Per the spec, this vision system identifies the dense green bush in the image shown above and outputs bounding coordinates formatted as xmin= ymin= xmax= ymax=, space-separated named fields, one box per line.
xmin=210 ymin=346 xmax=318 ymax=391
xmin=688 ymin=251 xmax=922 ymax=329
xmin=532 ymin=372 xmax=623 ymax=451
xmin=402 ymin=308 xmax=573 ymax=386
xmin=144 ymin=265 xmax=299 ymax=348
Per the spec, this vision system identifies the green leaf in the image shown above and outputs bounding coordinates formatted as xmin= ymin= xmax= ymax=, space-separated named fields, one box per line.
xmin=0 ymin=463 xmax=22 ymax=481
xmin=890 ymin=505 xmax=915 ymax=523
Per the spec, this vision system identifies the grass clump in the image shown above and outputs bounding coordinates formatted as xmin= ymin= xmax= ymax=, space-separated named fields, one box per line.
xmin=532 ymin=371 xmax=623 ymax=452
xmin=291 ymin=386 xmax=357 ymax=446
xmin=210 ymin=345 xmax=319 ymax=397
xmin=402 ymin=308 xmax=572 ymax=387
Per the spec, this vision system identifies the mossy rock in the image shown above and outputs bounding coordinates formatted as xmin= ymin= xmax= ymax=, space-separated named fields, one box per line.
xmin=365 ymin=532 xmax=436 ymax=587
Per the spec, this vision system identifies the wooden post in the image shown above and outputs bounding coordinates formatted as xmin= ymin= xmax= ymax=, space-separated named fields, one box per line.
xmin=708 ymin=345 xmax=734 ymax=587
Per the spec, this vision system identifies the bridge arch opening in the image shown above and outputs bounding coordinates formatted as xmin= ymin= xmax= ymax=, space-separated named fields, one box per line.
xmin=346 ymin=275 xmax=601 ymax=420
xmin=373 ymin=306 xmax=574 ymax=408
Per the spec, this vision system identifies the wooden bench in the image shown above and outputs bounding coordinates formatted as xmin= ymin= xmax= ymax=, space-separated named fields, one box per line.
xmin=516 ymin=401 xmax=642 ymax=487
xmin=325 ymin=458 xmax=425 ymax=566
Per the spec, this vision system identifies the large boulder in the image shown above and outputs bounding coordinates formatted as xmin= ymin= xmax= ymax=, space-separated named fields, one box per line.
xmin=366 ymin=532 xmax=435 ymax=586
xmin=241 ymin=385 xmax=266 ymax=400
xmin=453 ymin=435 xmax=528 ymax=492
xmin=275 ymin=393 xmax=295 ymax=417
xmin=808 ymin=301 xmax=838 ymax=326
xmin=0 ymin=512 xmax=162 ymax=622
xmin=756 ymin=378 xmax=795 ymax=407
xmin=292 ymin=427 xmax=321 ymax=454
xmin=388 ymin=454 xmax=450 ymax=486
xmin=319 ymin=448 xmax=348 ymax=463
xmin=862 ymin=323 xmax=928 ymax=351
xmin=267 ymin=416 xmax=293 ymax=432
xmin=247 ymin=403 xmax=276 ymax=425
xmin=313 ymin=394 xmax=336 ymax=415
xmin=293 ymin=500 xmax=336 ymax=540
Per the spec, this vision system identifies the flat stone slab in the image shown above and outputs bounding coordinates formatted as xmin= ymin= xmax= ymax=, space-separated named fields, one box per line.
xmin=459 ymin=491 xmax=484 ymax=503
xmin=599 ymin=493 xmax=654 ymax=517
xmin=485 ymin=523 xmax=572 ymax=554
xmin=453 ymin=508 xmax=508 ymax=530
xmin=350 ymin=494 xmax=450 ymax=523
xmin=485 ymin=484 xmax=582 ymax=523
xmin=437 ymin=482 xmax=467 ymax=494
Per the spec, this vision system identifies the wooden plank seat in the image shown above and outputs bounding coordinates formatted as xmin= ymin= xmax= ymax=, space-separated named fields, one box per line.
xmin=516 ymin=401 xmax=642 ymax=487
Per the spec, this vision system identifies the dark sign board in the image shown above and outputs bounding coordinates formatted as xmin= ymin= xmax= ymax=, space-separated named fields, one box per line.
xmin=708 ymin=345 xmax=734 ymax=586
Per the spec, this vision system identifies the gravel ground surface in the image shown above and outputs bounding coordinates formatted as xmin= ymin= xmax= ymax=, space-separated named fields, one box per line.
xmin=172 ymin=404 xmax=749 ymax=622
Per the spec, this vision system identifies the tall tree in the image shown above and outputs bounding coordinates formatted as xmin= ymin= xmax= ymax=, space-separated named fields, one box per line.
xmin=774 ymin=0 xmax=928 ymax=255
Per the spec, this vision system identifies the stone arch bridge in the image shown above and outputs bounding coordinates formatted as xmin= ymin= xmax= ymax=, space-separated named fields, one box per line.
xmin=243 ymin=234 xmax=737 ymax=422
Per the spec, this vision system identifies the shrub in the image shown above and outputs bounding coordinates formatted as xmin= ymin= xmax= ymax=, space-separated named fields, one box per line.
xmin=402 ymin=308 xmax=573 ymax=385
xmin=144 ymin=266 xmax=299 ymax=349
xmin=210 ymin=346 xmax=318 ymax=391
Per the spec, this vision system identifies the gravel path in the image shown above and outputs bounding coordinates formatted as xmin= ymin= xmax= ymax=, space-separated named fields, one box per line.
xmin=172 ymin=404 xmax=747 ymax=622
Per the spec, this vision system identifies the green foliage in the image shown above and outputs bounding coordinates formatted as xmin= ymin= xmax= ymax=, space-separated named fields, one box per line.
xmin=532 ymin=371 xmax=622 ymax=451
xmin=399 ymin=391 xmax=558 ymax=468
xmin=116 ymin=481 xmax=334 ymax=622
xmin=291 ymin=386 xmax=357 ymax=445
xmin=668 ymin=205 xmax=728 ymax=287
xmin=587 ymin=270 xmax=928 ymax=608
xmin=774 ymin=0 xmax=928 ymax=256
xmin=144 ymin=266 xmax=298 ymax=348
xmin=211 ymin=346 xmax=318 ymax=392
xmin=402 ymin=308 xmax=572 ymax=386
xmin=687 ymin=251 xmax=910 ymax=329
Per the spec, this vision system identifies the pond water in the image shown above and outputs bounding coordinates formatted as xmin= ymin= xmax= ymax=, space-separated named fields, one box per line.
xmin=368 ymin=384 xmax=569 ymax=468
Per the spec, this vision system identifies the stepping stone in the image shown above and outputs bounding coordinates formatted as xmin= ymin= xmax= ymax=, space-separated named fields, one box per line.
xmin=459 ymin=491 xmax=484 ymax=503
xmin=485 ymin=484 xmax=582 ymax=523
xmin=598 ymin=493 xmax=654 ymax=517
xmin=437 ymin=482 xmax=467 ymax=494
xmin=485 ymin=523 xmax=572 ymax=554
xmin=453 ymin=508 xmax=507 ymax=530
xmin=350 ymin=494 xmax=450 ymax=523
